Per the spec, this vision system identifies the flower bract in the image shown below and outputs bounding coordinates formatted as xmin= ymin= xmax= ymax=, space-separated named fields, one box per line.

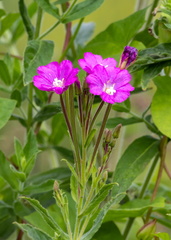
xmin=78 ymin=52 xmax=117 ymax=74
xmin=86 ymin=65 xmax=134 ymax=104
xmin=33 ymin=60 xmax=79 ymax=94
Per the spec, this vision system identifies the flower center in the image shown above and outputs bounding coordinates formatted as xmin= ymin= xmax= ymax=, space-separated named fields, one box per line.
xmin=53 ymin=77 xmax=64 ymax=88
xmin=103 ymin=83 xmax=116 ymax=95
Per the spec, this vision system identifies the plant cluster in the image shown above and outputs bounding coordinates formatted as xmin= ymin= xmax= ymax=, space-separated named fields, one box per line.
xmin=0 ymin=0 xmax=171 ymax=240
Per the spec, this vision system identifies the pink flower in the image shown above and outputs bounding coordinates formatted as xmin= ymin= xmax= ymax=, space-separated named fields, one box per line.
xmin=33 ymin=60 xmax=79 ymax=94
xmin=78 ymin=52 xmax=117 ymax=74
xmin=86 ymin=65 xmax=134 ymax=104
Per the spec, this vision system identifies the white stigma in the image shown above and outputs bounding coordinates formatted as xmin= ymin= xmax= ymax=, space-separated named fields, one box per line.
xmin=53 ymin=77 xmax=64 ymax=88
xmin=103 ymin=83 xmax=116 ymax=95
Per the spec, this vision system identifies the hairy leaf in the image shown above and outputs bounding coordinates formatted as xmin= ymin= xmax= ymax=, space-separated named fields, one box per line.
xmin=112 ymin=136 xmax=160 ymax=200
xmin=23 ymin=40 xmax=54 ymax=85
xmin=151 ymin=76 xmax=171 ymax=138
xmin=0 ymin=98 xmax=16 ymax=129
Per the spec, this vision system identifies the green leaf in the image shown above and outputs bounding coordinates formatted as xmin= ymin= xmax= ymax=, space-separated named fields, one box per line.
xmin=11 ymin=2 xmax=37 ymax=42
xmin=82 ymin=183 xmax=117 ymax=216
xmin=0 ymin=151 xmax=20 ymax=190
xmin=154 ymin=232 xmax=171 ymax=240
xmin=11 ymin=89 xmax=22 ymax=107
xmin=104 ymin=197 xmax=165 ymax=220
xmin=33 ymin=103 xmax=61 ymax=123
xmin=63 ymin=0 xmax=104 ymax=23
xmin=19 ymin=0 xmax=35 ymax=40
xmin=73 ymin=22 xmax=95 ymax=48
xmin=0 ymin=13 xmax=19 ymax=36
xmin=70 ymin=174 xmax=78 ymax=202
xmin=21 ymin=197 xmax=69 ymax=239
xmin=112 ymin=99 xmax=131 ymax=113
xmin=26 ymin=167 xmax=70 ymax=185
xmin=23 ymin=179 xmax=54 ymax=195
xmin=62 ymin=159 xmax=79 ymax=183
xmin=151 ymin=76 xmax=171 ymax=138
xmin=0 ymin=98 xmax=16 ymax=129
xmin=49 ymin=113 xmax=67 ymax=145
xmin=93 ymin=221 xmax=124 ymax=240
xmin=23 ymin=40 xmax=54 ymax=85
xmin=112 ymin=136 xmax=160 ymax=200
xmin=35 ymin=0 xmax=60 ymax=19
xmin=15 ymin=223 xmax=52 ymax=240
xmin=0 ymin=9 xmax=6 ymax=18
xmin=0 ymin=60 xmax=12 ymax=85
xmin=0 ymin=202 xmax=16 ymax=239
xmin=81 ymin=8 xmax=147 ymax=57
xmin=84 ymin=129 xmax=97 ymax=148
xmin=23 ymin=130 xmax=39 ymax=175
xmin=52 ymin=146 xmax=74 ymax=162
xmin=105 ymin=117 xmax=143 ymax=128
xmin=82 ymin=199 xmax=114 ymax=240
xmin=10 ymin=165 xmax=26 ymax=182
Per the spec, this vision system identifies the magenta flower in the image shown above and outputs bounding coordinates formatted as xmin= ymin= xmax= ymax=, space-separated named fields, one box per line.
xmin=119 ymin=46 xmax=138 ymax=69
xmin=78 ymin=52 xmax=117 ymax=74
xmin=86 ymin=65 xmax=134 ymax=104
xmin=33 ymin=60 xmax=79 ymax=94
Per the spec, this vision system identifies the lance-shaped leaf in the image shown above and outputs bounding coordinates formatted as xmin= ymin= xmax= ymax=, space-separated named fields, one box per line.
xmin=0 ymin=13 xmax=19 ymax=36
xmin=151 ymin=76 xmax=171 ymax=138
xmin=112 ymin=136 xmax=160 ymax=200
xmin=0 ymin=98 xmax=16 ymax=129
xmin=93 ymin=221 xmax=124 ymax=240
xmin=21 ymin=197 xmax=69 ymax=239
xmin=62 ymin=0 xmax=104 ymax=23
xmin=104 ymin=197 xmax=165 ymax=220
xmin=15 ymin=223 xmax=52 ymax=240
xmin=80 ymin=183 xmax=117 ymax=216
xmin=81 ymin=8 xmax=147 ymax=57
xmin=19 ymin=0 xmax=35 ymax=40
xmin=23 ymin=40 xmax=54 ymax=85
xmin=0 ymin=151 xmax=20 ymax=190
xmin=33 ymin=103 xmax=61 ymax=123
xmin=35 ymin=0 xmax=60 ymax=19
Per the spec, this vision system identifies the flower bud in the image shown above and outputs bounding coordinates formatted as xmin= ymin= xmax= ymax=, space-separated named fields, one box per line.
xmin=136 ymin=219 xmax=156 ymax=240
xmin=113 ymin=124 xmax=122 ymax=139
xmin=119 ymin=46 xmax=138 ymax=69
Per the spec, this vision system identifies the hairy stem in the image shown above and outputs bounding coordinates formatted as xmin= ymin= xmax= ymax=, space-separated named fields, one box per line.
xmin=88 ymin=103 xmax=112 ymax=172
xmin=145 ymin=135 xmax=168 ymax=223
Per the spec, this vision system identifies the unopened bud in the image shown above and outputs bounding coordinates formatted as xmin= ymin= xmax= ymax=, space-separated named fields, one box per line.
xmin=53 ymin=180 xmax=59 ymax=192
xmin=110 ymin=139 xmax=117 ymax=148
xmin=113 ymin=124 xmax=122 ymax=139
xmin=119 ymin=46 xmax=138 ymax=69
xmin=104 ymin=129 xmax=112 ymax=143
xmin=137 ymin=219 xmax=156 ymax=240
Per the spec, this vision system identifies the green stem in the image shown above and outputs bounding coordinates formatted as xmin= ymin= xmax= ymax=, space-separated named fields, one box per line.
xmin=34 ymin=7 xmax=43 ymax=39
xmin=38 ymin=21 xmax=60 ymax=40
xmin=122 ymin=154 xmax=159 ymax=239
xmin=145 ymin=0 xmax=160 ymax=29
xmin=69 ymin=86 xmax=81 ymax=174
xmin=145 ymin=135 xmax=168 ymax=223
xmin=27 ymin=84 xmax=33 ymax=132
xmin=59 ymin=17 xmax=84 ymax=61
xmin=60 ymin=94 xmax=73 ymax=140
xmin=129 ymin=111 xmax=159 ymax=134
xmin=88 ymin=103 xmax=112 ymax=173
xmin=88 ymin=101 xmax=105 ymax=134
xmin=61 ymin=0 xmax=78 ymax=21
